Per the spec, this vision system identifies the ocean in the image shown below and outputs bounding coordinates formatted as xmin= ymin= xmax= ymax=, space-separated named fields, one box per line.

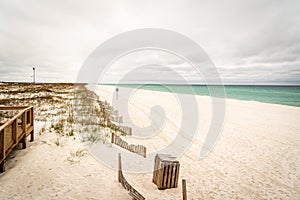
xmin=113 ymin=84 xmax=300 ymax=107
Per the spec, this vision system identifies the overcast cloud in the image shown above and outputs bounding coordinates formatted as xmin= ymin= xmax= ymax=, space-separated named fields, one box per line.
xmin=0 ymin=0 xmax=299 ymax=84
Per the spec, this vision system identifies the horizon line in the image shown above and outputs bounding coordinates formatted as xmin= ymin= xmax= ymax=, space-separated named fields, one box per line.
xmin=1 ymin=81 xmax=300 ymax=86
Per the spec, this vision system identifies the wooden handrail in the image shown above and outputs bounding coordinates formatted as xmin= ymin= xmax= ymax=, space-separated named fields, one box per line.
xmin=0 ymin=106 xmax=34 ymax=172
xmin=0 ymin=106 xmax=28 ymax=110
xmin=0 ymin=106 xmax=33 ymax=131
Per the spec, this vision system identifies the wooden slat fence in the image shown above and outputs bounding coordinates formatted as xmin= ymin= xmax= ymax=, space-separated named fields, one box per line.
xmin=97 ymin=100 xmax=132 ymax=135
xmin=112 ymin=133 xmax=146 ymax=158
xmin=0 ymin=106 xmax=34 ymax=172
xmin=117 ymin=125 xmax=132 ymax=135
xmin=110 ymin=115 xmax=123 ymax=124
xmin=118 ymin=153 xmax=145 ymax=200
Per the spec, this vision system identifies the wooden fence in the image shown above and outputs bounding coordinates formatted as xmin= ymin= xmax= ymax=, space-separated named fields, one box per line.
xmin=110 ymin=115 xmax=123 ymax=124
xmin=118 ymin=125 xmax=132 ymax=135
xmin=112 ymin=133 xmax=146 ymax=157
xmin=98 ymin=100 xmax=132 ymax=136
xmin=0 ymin=106 xmax=34 ymax=172
xmin=118 ymin=153 xmax=145 ymax=200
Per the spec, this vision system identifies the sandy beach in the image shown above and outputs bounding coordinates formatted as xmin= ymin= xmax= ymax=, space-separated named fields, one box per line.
xmin=0 ymin=84 xmax=300 ymax=199
xmin=92 ymin=85 xmax=300 ymax=199
xmin=1 ymin=0 xmax=300 ymax=199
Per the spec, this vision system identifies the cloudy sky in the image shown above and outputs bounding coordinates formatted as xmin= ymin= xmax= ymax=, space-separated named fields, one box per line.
xmin=0 ymin=0 xmax=299 ymax=84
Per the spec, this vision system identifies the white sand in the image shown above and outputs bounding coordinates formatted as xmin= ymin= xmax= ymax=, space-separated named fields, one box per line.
xmin=92 ymin=85 xmax=300 ymax=199
xmin=1 ymin=85 xmax=299 ymax=199
xmin=0 ymin=125 xmax=131 ymax=200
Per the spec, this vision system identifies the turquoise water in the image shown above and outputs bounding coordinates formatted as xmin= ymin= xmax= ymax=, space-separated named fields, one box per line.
xmin=113 ymin=84 xmax=300 ymax=107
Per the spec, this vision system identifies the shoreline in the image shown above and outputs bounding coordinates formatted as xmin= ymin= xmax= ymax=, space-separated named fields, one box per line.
xmin=107 ymin=84 xmax=300 ymax=108
xmin=93 ymin=84 xmax=300 ymax=109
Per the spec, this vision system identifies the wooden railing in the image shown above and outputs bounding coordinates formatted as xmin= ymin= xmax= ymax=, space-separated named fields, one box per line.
xmin=0 ymin=106 xmax=34 ymax=172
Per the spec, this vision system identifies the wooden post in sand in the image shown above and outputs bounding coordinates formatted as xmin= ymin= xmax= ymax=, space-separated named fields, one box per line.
xmin=182 ymin=179 xmax=187 ymax=200
xmin=143 ymin=147 xmax=146 ymax=158
xmin=0 ymin=160 xmax=6 ymax=173
xmin=118 ymin=153 xmax=122 ymax=183
xmin=111 ymin=132 xmax=115 ymax=143
xmin=22 ymin=136 xmax=27 ymax=149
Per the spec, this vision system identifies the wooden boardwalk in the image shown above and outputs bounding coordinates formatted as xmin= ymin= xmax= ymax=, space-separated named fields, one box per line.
xmin=0 ymin=106 xmax=34 ymax=172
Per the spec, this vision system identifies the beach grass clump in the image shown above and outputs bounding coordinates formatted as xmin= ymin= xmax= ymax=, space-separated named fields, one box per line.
xmin=39 ymin=125 xmax=46 ymax=135
xmin=86 ymin=133 xmax=100 ymax=144
xmin=68 ymin=128 xmax=75 ymax=137
xmin=53 ymin=118 xmax=65 ymax=135
xmin=54 ymin=137 xmax=61 ymax=146
xmin=67 ymin=148 xmax=87 ymax=164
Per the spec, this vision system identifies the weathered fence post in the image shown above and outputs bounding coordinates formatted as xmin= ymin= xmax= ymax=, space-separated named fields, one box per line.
xmin=118 ymin=153 xmax=122 ymax=183
xmin=111 ymin=132 xmax=115 ymax=144
xmin=22 ymin=135 xmax=27 ymax=149
xmin=182 ymin=179 xmax=187 ymax=200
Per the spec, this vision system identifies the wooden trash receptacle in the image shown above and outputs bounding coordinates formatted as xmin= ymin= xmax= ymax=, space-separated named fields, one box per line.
xmin=153 ymin=154 xmax=180 ymax=190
